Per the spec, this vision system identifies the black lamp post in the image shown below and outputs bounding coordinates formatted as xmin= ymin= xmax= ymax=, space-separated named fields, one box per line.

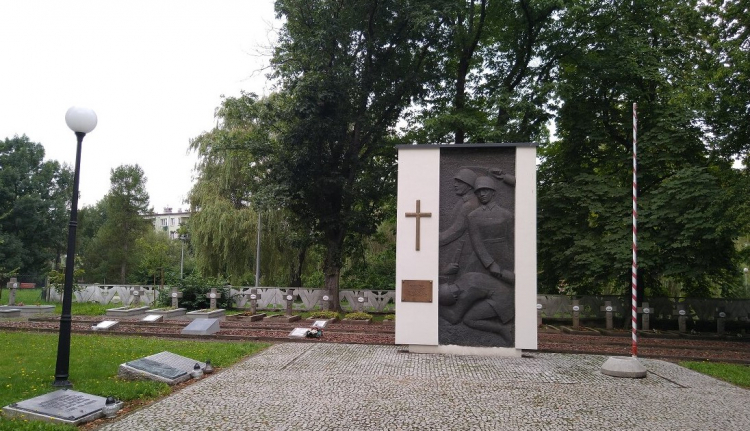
xmin=53 ymin=106 xmax=97 ymax=388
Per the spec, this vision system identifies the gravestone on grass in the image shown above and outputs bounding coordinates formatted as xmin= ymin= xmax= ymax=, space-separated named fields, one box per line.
xmin=572 ymin=300 xmax=581 ymax=329
xmin=118 ymin=352 xmax=205 ymax=385
xmin=170 ymin=287 xmax=183 ymax=309
xmin=91 ymin=320 xmax=119 ymax=331
xmin=142 ymin=314 xmax=164 ymax=323
xmin=2 ymin=389 xmax=120 ymax=426
xmin=6 ymin=278 xmax=19 ymax=306
xmin=284 ymin=289 xmax=295 ymax=316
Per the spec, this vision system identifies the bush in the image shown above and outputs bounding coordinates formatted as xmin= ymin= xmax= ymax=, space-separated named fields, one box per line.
xmin=383 ymin=314 xmax=395 ymax=321
xmin=173 ymin=274 xmax=232 ymax=310
xmin=344 ymin=311 xmax=373 ymax=320
xmin=309 ymin=310 xmax=339 ymax=319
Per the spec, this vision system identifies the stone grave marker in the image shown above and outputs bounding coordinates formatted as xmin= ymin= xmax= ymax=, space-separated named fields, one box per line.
xmin=320 ymin=292 xmax=332 ymax=311
xmin=637 ymin=302 xmax=651 ymax=331
xmin=181 ymin=318 xmax=220 ymax=335
xmin=284 ymin=289 xmax=295 ymax=316
xmin=673 ymin=303 xmax=688 ymax=333
xmin=243 ymin=289 xmax=261 ymax=315
xmin=130 ymin=287 xmax=143 ymax=306
xmin=2 ymin=389 xmax=119 ymax=426
xmin=170 ymin=287 xmax=183 ymax=309
xmin=6 ymin=278 xmax=19 ymax=306
xmin=206 ymin=288 xmax=221 ymax=309
xmin=142 ymin=314 xmax=164 ymax=323
xmin=571 ymin=299 xmax=581 ymax=329
xmin=119 ymin=352 xmax=205 ymax=385
xmin=716 ymin=307 xmax=728 ymax=335
xmin=288 ymin=327 xmax=309 ymax=338
xmin=355 ymin=294 xmax=368 ymax=312
xmin=92 ymin=320 xmax=119 ymax=331
xmin=600 ymin=301 xmax=616 ymax=330
xmin=536 ymin=303 xmax=543 ymax=327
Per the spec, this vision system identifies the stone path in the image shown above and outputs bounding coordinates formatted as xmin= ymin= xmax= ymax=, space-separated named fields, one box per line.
xmin=97 ymin=343 xmax=750 ymax=431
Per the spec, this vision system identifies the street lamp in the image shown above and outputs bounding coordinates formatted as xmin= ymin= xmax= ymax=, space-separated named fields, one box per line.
xmin=53 ymin=106 xmax=97 ymax=388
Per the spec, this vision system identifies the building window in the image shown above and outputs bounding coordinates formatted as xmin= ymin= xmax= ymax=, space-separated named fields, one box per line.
xmin=170 ymin=218 xmax=175 ymax=226
xmin=161 ymin=219 xmax=168 ymax=226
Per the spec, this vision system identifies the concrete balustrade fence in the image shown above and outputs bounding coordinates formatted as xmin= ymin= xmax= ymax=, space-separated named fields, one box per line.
xmin=46 ymin=285 xmax=750 ymax=322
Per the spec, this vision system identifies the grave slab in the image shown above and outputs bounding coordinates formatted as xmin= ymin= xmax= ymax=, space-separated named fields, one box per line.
xmin=289 ymin=328 xmax=310 ymax=338
xmin=0 ymin=309 xmax=21 ymax=318
xmin=2 ymin=389 xmax=119 ymax=426
xmin=181 ymin=318 xmax=220 ymax=335
xmin=141 ymin=314 xmax=164 ymax=323
xmin=118 ymin=352 xmax=205 ymax=385
xmin=92 ymin=320 xmax=119 ymax=331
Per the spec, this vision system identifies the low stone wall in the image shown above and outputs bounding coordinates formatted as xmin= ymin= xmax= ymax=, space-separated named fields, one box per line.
xmin=47 ymin=285 xmax=750 ymax=320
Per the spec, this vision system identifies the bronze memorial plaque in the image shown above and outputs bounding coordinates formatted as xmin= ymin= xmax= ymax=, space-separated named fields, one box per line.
xmin=401 ymin=280 xmax=433 ymax=303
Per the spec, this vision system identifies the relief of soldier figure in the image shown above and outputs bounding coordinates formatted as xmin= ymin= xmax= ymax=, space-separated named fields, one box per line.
xmin=438 ymin=166 xmax=516 ymax=347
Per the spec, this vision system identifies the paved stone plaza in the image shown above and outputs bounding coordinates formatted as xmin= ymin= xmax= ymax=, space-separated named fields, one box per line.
xmin=98 ymin=343 xmax=749 ymax=430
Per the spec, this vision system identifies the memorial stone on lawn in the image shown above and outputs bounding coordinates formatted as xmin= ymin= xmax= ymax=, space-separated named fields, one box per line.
xmin=320 ymin=292 xmax=331 ymax=311
xmin=2 ymin=389 xmax=119 ymax=426
xmin=6 ymin=278 xmax=19 ymax=306
xmin=170 ymin=287 xmax=183 ymax=309
xmin=637 ymin=302 xmax=651 ymax=331
xmin=355 ymin=294 xmax=368 ymax=312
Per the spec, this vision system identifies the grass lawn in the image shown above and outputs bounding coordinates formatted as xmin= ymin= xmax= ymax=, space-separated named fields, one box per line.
xmin=0 ymin=331 xmax=269 ymax=430
xmin=680 ymin=361 xmax=750 ymax=388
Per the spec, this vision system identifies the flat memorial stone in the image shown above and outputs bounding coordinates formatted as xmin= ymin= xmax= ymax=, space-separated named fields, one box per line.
xmin=312 ymin=320 xmax=328 ymax=329
xmin=118 ymin=352 xmax=205 ymax=385
xmin=0 ymin=309 xmax=21 ymax=318
xmin=92 ymin=320 xmax=119 ymax=331
xmin=2 ymin=389 xmax=111 ymax=426
xmin=142 ymin=314 xmax=164 ymax=323
xmin=289 ymin=328 xmax=309 ymax=338
xmin=181 ymin=318 xmax=220 ymax=335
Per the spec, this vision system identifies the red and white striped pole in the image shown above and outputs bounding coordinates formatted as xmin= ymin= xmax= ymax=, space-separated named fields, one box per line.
xmin=632 ymin=102 xmax=638 ymax=357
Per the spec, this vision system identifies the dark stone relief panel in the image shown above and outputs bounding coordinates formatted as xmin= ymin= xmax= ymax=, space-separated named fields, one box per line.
xmin=438 ymin=147 xmax=516 ymax=347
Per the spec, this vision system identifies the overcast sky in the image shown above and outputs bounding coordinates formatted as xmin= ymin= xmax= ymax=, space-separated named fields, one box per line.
xmin=0 ymin=0 xmax=278 ymax=212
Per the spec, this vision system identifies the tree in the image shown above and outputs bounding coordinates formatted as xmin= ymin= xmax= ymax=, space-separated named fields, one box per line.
xmin=264 ymin=0 xmax=444 ymax=310
xmin=83 ymin=165 xmax=151 ymax=283
xmin=406 ymin=0 xmax=561 ymax=144
xmin=188 ymin=93 xmax=313 ymax=286
xmin=537 ymin=0 xmax=742 ymax=297
xmin=0 ymin=135 xmax=72 ymax=277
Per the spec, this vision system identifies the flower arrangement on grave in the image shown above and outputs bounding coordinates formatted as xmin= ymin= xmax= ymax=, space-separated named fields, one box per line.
xmin=306 ymin=327 xmax=323 ymax=338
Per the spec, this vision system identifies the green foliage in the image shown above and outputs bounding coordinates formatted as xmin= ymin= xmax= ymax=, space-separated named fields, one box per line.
xmin=0 ymin=332 xmax=268 ymax=430
xmin=175 ymin=273 xmax=232 ymax=310
xmin=680 ymin=361 xmax=750 ymax=388
xmin=81 ymin=165 xmax=151 ymax=284
xmin=344 ymin=311 xmax=373 ymax=320
xmin=308 ymin=310 xmax=339 ymax=319
xmin=0 ymin=135 xmax=72 ymax=277
xmin=383 ymin=314 xmax=395 ymax=321
xmin=342 ymin=219 xmax=396 ymax=290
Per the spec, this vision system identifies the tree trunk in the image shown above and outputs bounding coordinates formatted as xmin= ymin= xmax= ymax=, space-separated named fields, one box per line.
xmin=324 ymin=237 xmax=344 ymax=312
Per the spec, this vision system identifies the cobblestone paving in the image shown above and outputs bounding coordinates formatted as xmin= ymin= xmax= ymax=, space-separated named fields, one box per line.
xmin=97 ymin=343 xmax=750 ymax=431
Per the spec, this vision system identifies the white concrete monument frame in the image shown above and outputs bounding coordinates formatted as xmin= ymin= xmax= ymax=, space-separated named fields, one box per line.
xmin=395 ymin=143 xmax=537 ymax=356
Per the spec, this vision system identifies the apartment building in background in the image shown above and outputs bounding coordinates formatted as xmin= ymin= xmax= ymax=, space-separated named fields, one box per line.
xmin=143 ymin=206 xmax=190 ymax=239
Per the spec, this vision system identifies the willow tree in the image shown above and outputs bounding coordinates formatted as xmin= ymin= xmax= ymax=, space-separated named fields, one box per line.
xmin=188 ymin=93 xmax=311 ymax=286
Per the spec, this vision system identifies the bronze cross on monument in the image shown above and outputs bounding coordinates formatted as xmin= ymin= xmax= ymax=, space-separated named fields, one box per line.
xmin=405 ymin=200 xmax=432 ymax=251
